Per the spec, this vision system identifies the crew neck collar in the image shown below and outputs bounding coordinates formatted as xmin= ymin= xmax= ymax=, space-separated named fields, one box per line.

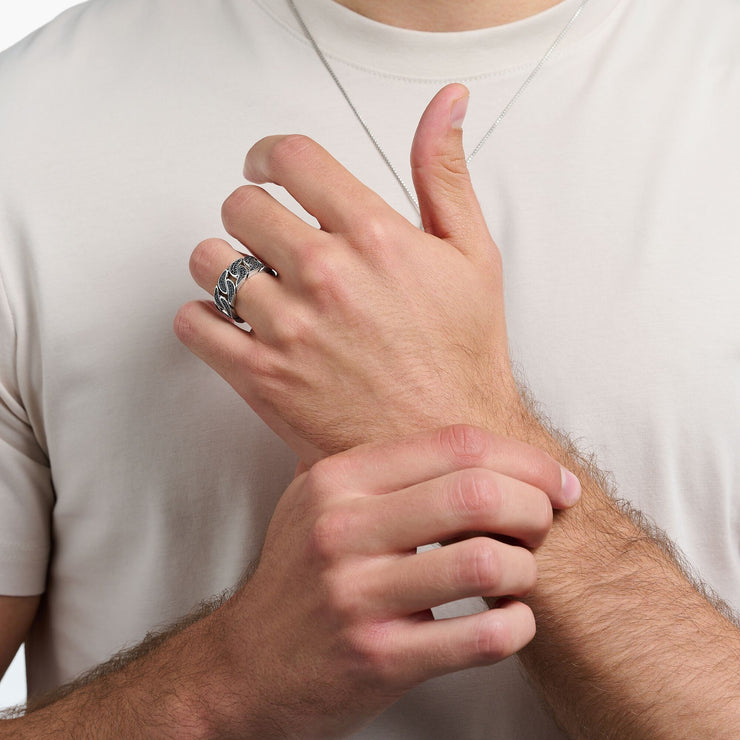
xmin=257 ymin=0 xmax=621 ymax=79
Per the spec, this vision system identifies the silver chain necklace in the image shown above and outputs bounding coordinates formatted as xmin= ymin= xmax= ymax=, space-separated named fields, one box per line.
xmin=287 ymin=0 xmax=591 ymax=213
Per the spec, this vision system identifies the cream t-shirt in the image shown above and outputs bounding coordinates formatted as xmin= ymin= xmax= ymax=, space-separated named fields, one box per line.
xmin=1 ymin=0 xmax=738 ymax=736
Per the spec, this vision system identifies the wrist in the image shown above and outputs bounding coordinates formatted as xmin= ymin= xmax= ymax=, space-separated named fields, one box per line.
xmin=179 ymin=601 xmax=262 ymax=740
xmin=479 ymin=377 xmax=542 ymax=442
xmin=147 ymin=599 xmax=258 ymax=740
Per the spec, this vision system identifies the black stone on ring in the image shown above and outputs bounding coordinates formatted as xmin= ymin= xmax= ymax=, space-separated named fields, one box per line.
xmin=213 ymin=255 xmax=276 ymax=323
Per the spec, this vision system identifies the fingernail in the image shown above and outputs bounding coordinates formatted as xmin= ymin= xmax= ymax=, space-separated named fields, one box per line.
xmin=560 ymin=466 xmax=582 ymax=506
xmin=451 ymin=95 xmax=469 ymax=130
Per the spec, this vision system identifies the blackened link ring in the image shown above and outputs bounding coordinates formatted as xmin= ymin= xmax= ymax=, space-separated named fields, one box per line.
xmin=213 ymin=255 xmax=276 ymax=323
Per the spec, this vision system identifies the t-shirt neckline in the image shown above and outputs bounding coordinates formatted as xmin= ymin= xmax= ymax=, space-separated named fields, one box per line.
xmin=256 ymin=0 xmax=622 ymax=80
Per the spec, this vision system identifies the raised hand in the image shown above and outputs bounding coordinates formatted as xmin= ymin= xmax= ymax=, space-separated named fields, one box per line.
xmin=175 ymin=84 xmax=520 ymax=464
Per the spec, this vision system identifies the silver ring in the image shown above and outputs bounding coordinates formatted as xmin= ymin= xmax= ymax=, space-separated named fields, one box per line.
xmin=213 ymin=255 xmax=276 ymax=323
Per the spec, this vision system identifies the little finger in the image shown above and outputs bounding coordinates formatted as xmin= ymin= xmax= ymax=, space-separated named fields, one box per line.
xmin=174 ymin=300 xmax=311 ymax=453
xmin=174 ymin=299 xmax=258 ymax=381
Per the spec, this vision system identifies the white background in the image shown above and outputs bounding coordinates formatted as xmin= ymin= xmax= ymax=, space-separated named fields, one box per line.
xmin=0 ymin=0 xmax=85 ymax=712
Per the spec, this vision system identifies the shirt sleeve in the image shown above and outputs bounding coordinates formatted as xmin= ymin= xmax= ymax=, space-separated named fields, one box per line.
xmin=0 ymin=264 xmax=52 ymax=596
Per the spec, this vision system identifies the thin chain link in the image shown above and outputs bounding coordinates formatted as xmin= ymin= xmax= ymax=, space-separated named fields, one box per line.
xmin=465 ymin=0 xmax=591 ymax=162
xmin=287 ymin=0 xmax=591 ymax=213
xmin=287 ymin=0 xmax=421 ymax=210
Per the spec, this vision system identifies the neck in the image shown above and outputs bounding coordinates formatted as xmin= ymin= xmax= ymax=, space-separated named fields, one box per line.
xmin=331 ymin=0 xmax=566 ymax=31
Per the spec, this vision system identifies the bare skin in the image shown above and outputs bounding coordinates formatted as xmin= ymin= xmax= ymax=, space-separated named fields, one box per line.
xmin=517 ymin=442 xmax=740 ymax=739
xmin=3 ymin=2 xmax=738 ymax=738
xmin=333 ymin=0 xmax=566 ymax=31
xmin=0 ymin=596 xmax=39 ymax=679
xmin=0 ymin=427 xmax=575 ymax=738
xmin=176 ymin=84 xmax=740 ymax=737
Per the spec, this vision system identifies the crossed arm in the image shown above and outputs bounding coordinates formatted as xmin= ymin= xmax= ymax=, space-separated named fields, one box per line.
xmin=518 ymin=438 xmax=740 ymax=738
xmin=1 ymin=426 xmax=577 ymax=738
xmin=2 ymin=84 xmax=739 ymax=738
xmin=174 ymin=84 xmax=740 ymax=737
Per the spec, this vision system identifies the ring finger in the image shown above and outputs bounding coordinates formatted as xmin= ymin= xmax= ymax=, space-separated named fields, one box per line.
xmin=189 ymin=237 xmax=283 ymax=338
xmin=365 ymin=537 xmax=537 ymax=617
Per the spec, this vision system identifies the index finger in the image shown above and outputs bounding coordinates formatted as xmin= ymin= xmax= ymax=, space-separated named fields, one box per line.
xmin=308 ymin=424 xmax=580 ymax=511
xmin=243 ymin=134 xmax=396 ymax=233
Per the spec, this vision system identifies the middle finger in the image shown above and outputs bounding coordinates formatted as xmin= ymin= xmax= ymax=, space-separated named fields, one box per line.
xmin=220 ymin=183 xmax=329 ymax=282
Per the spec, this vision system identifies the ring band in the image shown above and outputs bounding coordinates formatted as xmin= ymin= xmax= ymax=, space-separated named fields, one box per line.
xmin=213 ymin=255 xmax=276 ymax=323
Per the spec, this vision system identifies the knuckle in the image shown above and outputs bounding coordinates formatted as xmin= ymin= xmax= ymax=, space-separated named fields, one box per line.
xmin=172 ymin=303 xmax=199 ymax=345
xmin=304 ymin=456 xmax=341 ymax=498
xmin=474 ymin=619 xmax=510 ymax=662
xmin=221 ymin=185 xmax=265 ymax=229
xmin=439 ymin=424 xmax=491 ymax=467
xmin=267 ymin=134 xmax=317 ymax=174
xmin=270 ymin=307 xmax=313 ymax=347
xmin=450 ymin=470 xmax=503 ymax=520
xmin=300 ymin=248 xmax=334 ymax=290
xmin=322 ymin=570 xmax=362 ymax=624
xmin=475 ymin=608 xmax=534 ymax=662
xmin=349 ymin=208 xmax=392 ymax=249
xmin=189 ymin=238 xmax=225 ymax=278
xmin=345 ymin=625 xmax=396 ymax=684
xmin=298 ymin=245 xmax=346 ymax=303
xmin=308 ymin=508 xmax=350 ymax=560
xmin=458 ymin=538 xmax=501 ymax=592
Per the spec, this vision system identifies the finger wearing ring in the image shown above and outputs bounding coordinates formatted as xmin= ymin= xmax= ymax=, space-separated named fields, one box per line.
xmin=213 ymin=255 xmax=277 ymax=323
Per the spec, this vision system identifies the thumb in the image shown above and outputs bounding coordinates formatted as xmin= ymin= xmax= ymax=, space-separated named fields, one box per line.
xmin=410 ymin=83 xmax=489 ymax=255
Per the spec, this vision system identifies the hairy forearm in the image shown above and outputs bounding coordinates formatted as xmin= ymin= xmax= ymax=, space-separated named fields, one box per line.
xmin=0 ymin=595 xmax=241 ymax=739
xmin=501 ymin=415 xmax=740 ymax=738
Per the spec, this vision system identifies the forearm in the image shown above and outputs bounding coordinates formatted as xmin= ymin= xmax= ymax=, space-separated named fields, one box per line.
xmin=503 ymin=415 xmax=740 ymax=738
xmin=0 ymin=597 xmax=245 ymax=739
xmin=177 ymin=99 xmax=740 ymax=736
xmin=2 ymin=427 xmax=568 ymax=740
